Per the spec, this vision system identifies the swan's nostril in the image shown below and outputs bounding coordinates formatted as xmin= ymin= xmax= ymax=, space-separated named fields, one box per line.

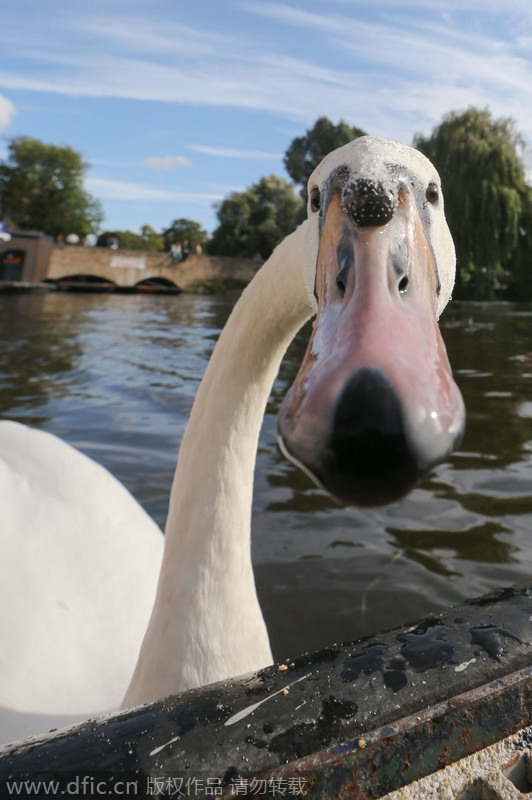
xmin=335 ymin=233 xmax=355 ymax=297
xmin=398 ymin=275 xmax=409 ymax=293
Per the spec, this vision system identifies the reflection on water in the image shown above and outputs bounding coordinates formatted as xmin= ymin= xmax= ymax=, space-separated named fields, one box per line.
xmin=1 ymin=293 xmax=531 ymax=660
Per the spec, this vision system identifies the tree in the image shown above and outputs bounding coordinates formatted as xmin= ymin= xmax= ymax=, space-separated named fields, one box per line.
xmin=209 ymin=175 xmax=304 ymax=259
xmin=0 ymin=136 xmax=103 ymax=237
xmin=284 ymin=116 xmax=367 ymax=196
xmin=140 ymin=225 xmax=164 ymax=251
xmin=414 ymin=108 xmax=529 ymax=299
xmin=162 ymin=218 xmax=209 ymax=252
xmin=505 ymin=186 xmax=532 ymax=300
xmin=96 ymin=228 xmax=163 ymax=251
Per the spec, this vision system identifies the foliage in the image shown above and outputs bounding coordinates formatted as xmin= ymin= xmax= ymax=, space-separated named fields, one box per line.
xmin=140 ymin=225 xmax=164 ymax=251
xmin=414 ymin=108 xmax=530 ymax=299
xmin=162 ymin=218 xmax=209 ymax=251
xmin=96 ymin=228 xmax=163 ymax=251
xmin=504 ymin=186 xmax=532 ymax=300
xmin=284 ymin=116 xmax=367 ymax=196
xmin=209 ymin=175 xmax=304 ymax=259
xmin=0 ymin=136 xmax=103 ymax=237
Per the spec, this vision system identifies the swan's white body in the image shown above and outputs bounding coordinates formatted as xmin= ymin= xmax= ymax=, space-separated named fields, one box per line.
xmin=0 ymin=137 xmax=464 ymax=746
xmin=0 ymin=422 xmax=163 ymax=740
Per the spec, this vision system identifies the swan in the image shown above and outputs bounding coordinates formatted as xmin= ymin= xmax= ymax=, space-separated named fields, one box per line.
xmin=0 ymin=136 xmax=465 ymax=745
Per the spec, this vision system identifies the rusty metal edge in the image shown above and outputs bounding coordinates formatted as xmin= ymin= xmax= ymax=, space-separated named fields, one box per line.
xmin=241 ymin=664 xmax=532 ymax=799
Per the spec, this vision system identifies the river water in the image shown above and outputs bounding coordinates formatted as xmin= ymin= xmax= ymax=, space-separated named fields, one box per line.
xmin=1 ymin=292 xmax=532 ymax=662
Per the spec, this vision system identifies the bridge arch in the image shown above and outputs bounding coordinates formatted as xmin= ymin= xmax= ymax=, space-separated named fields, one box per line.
xmin=135 ymin=277 xmax=182 ymax=293
xmin=54 ymin=274 xmax=118 ymax=292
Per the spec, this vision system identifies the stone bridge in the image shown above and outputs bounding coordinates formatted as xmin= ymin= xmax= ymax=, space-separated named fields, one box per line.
xmin=47 ymin=245 xmax=260 ymax=290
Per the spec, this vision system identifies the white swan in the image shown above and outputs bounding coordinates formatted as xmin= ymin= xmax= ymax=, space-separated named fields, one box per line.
xmin=0 ymin=137 xmax=465 ymax=745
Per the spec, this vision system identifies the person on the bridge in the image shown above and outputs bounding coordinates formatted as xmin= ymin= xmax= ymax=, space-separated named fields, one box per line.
xmin=171 ymin=241 xmax=182 ymax=261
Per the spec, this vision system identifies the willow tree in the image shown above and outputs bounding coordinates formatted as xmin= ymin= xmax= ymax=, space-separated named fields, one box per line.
xmin=414 ymin=108 xmax=529 ymax=298
xmin=506 ymin=186 xmax=532 ymax=300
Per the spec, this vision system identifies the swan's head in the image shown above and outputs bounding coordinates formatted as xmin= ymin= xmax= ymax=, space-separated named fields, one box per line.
xmin=278 ymin=136 xmax=465 ymax=507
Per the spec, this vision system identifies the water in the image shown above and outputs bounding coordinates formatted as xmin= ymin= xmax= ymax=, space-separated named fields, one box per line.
xmin=1 ymin=292 xmax=532 ymax=662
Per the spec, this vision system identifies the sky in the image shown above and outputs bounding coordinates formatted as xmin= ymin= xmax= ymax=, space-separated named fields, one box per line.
xmin=1 ymin=0 xmax=532 ymax=236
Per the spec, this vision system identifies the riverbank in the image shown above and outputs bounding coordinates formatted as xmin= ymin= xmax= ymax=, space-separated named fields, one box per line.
xmin=0 ymin=276 xmax=250 ymax=294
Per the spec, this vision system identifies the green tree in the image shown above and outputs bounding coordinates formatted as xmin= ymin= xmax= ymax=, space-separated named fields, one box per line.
xmin=96 ymin=229 xmax=163 ymax=251
xmin=209 ymin=175 xmax=304 ymax=259
xmin=284 ymin=116 xmax=367 ymax=197
xmin=414 ymin=108 xmax=529 ymax=299
xmin=505 ymin=186 xmax=532 ymax=300
xmin=0 ymin=136 xmax=103 ymax=237
xmin=140 ymin=225 xmax=164 ymax=251
xmin=162 ymin=218 xmax=209 ymax=252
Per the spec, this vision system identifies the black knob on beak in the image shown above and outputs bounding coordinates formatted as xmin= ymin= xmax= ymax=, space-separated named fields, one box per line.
xmin=342 ymin=178 xmax=397 ymax=228
xmin=315 ymin=368 xmax=419 ymax=506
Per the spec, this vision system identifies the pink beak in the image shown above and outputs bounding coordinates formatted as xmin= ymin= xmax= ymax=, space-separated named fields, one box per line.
xmin=278 ymin=185 xmax=465 ymax=507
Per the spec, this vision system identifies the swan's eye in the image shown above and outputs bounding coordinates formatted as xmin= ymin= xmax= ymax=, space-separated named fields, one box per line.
xmin=426 ymin=183 xmax=439 ymax=205
xmin=310 ymin=187 xmax=321 ymax=212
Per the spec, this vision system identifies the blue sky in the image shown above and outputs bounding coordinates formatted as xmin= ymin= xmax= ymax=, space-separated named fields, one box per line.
xmin=1 ymin=0 xmax=532 ymax=235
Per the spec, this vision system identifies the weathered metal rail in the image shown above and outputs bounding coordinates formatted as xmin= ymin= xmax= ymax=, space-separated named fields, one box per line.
xmin=253 ymin=665 xmax=532 ymax=798
xmin=1 ymin=583 xmax=531 ymax=798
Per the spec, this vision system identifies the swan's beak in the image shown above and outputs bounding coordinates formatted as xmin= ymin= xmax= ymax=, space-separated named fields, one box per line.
xmin=278 ymin=186 xmax=465 ymax=507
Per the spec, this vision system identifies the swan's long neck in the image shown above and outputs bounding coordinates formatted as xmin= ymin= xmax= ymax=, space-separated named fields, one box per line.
xmin=123 ymin=223 xmax=313 ymax=707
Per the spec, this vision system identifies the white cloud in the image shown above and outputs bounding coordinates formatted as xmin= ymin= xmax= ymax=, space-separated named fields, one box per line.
xmin=64 ymin=17 xmax=233 ymax=58
xmin=0 ymin=94 xmax=15 ymax=131
xmin=0 ymin=10 xmax=380 ymax=122
xmin=85 ymin=177 xmax=222 ymax=204
xmin=188 ymin=144 xmax=282 ymax=159
xmin=241 ymin=2 xmax=532 ymax=138
xmin=143 ymin=155 xmax=192 ymax=173
xmin=208 ymin=183 xmax=247 ymax=193
xmin=2 ymin=5 xmax=532 ymax=155
xmin=89 ymin=158 xmax=137 ymax=167
xmin=321 ymin=0 xmax=531 ymax=9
